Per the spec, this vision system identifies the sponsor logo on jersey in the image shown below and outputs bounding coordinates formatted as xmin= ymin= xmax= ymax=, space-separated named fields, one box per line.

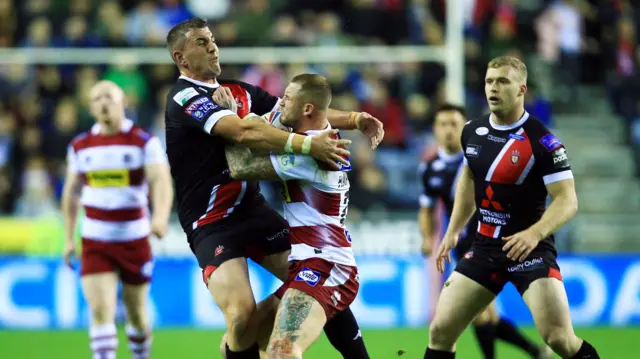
xmin=508 ymin=133 xmax=526 ymax=141
xmin=539 ymin=133 xmax=563 ymax=152
xmin=466 ymin=144 xmax=481 ymax=157
xmin=488 ymin=134 xmax=507 ymax=143
xmin=295 ymin=268 xmax=321 ymax=286
xmin=215 ymin=245 xmax=224 ymax=256
xmin=86 ymin=169 xmax=129 ymax=188
xmin=173 ymin=87 xmax=199 ymax=105
xmin=278 ymin=153 xmax=297 ymax=171
xmin=331 ymin=290 xmax=342 ymax=306
xmin=475 ymin=127 xmax=489 ymax=136
xmin=266 ymin=228 xmax=289 ymax=241
xmin=552 ymin=148 xmax=569 ymax=168
xmin=507 ymin=257 xmax=544 ymax=272
xmin=184 ymin=97 xmax=219 ymax=121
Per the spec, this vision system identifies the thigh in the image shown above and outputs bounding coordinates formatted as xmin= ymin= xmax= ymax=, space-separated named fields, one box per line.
xmin=269 ymin=288 xmax=327 ymax=355
xmin=117 ymin=238 xmax=153 ymax=285
xmin=81 ymin=271 xmax=119 ymax=313
xmin=244 ymin=205 xmax=291 ymax=267
xmin=258 ymin=250 xmax=291 ymax=283
xmin=81 ymin=239 xmax=116 ymax=277
xmin=506 ymin=248 xmax=562 ymax=296
xmin=454 ymin=245 xmax=507 ymax=295
xmin=121 ymin=281 xmax=150 ymax=311
xmin=523 ymin=278 xmax=575 ymax=338
xmin=192 ymin=225 xmax=248 ymax=285
xmin=287 ymin=258 xmax=359 ymax=320
xmin=207 ymin=257 xmax=256 ymax=314
xmin=430 ymin=272 xmax=496 ymax=340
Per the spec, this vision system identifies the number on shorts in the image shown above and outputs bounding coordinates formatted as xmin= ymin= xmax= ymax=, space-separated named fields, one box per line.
xmin=339 ymin=190 xmax=350 ymax=225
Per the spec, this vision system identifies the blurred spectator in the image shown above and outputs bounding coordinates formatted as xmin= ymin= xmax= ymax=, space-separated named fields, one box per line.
xmin=313 ymin=12 xmax=353 ymax=46
xmin=103 ymin=62 xmax=148 ymax=118
xmin=95 ymin=1 xmax=128 ymax=46
xmin=405 ymin=93 xmax=431 ymax=132
xmin=242 ymin=63 xmax=286 ymax=97
xmin=0 ymin=110 xmax=16 ymax=168
xmin=609 ymin=17 xmax=640 ymax=121
xmin=20 ymin=17 xmax=53 ymax=47
xmin=271 ymin=15 xmax=305 ymax=47
xmin=215 ymin=20 xmax=239 ymax=47
xmin=69 ymin=0 xmax=93 ymax=17
xmin=360 ymin=81 xmax=407 ymax=148
xmin=14 ymin=156 xmax=57 ymax=217
xmin=525 ymin=83 xmax=553 ymax=128
xmin=551 ymin=0 xmax=584 ymax=105
xmin=0 ymin=166 xmax=11 ymax=214
xmin=157 ymin=0 xmax=193 ymax=28
xmin=185 ymin=0 xmax=230 ymax=20
xmin=126 ymin=1 xmax=168 ymax=46
xmin=57 ymin=16 xmax=102 ymax=47
xmin=234 ymin=0 xmax=273 ymax=46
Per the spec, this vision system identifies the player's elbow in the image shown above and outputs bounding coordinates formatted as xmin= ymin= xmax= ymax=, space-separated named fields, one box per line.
xmin=566 ymin=193 xmax=578 ymax=217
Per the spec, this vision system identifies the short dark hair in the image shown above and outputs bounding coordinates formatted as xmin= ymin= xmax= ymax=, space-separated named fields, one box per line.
xmin=166 ymin=17 xmax=208 ymax=56
xmin=291 ymin=74 xmax=332 ymax=110
xmin=435 ymin=103 xmax=466 ymax=119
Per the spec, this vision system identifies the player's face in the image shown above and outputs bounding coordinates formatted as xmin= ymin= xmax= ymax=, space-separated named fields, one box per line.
xmin=181 ymin=27 xmax=221 ymax=78
xmin=485 ymin=66 xmax=525 ymax=114
xmin=279 ymin=83 xmax=304 ymax=127
xmin=433 ymin=110 xmax=465 ymax=149
xmin=89 ymin=82 xmax=125 ymax=129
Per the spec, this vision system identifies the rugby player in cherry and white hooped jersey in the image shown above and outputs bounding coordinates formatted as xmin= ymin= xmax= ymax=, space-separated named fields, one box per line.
xmin=221 ymin=74 xmax=360 ymax=359
xmin=61 ymin=81 xmax=173 ymax=359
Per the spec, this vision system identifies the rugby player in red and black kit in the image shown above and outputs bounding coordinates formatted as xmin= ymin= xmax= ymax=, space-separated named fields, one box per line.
xmin=164 ymin=18 xmax=382 ymax=359
xmin=425 ymin=56 xmax=600 ymax=359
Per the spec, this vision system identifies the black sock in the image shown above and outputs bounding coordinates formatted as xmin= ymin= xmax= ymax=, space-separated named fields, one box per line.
xmin=495 ymin=318 xmax=540 ymax=356
xmin=323 ymin=307 xmax=370 ymax=359
xmin=424 ymin=347 xmax=455 ymax=359
xmin=225 ymin=343 xmax=259 ymax=359
xmin=570 ymin=340 xmax=599 ymax=359
xmin=473 ymin=324 xmax=496 ymax=359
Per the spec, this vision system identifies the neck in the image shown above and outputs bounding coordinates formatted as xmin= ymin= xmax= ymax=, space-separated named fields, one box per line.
xmin=180 ymin=69 xmax=218 ymax=85
xmin=492 ymin=104 xmax=525 ymax=126
xmin=99 ymin=116 xmax=124 ymax=136
xmin=293 ymin=114 xmax=329 ymax=133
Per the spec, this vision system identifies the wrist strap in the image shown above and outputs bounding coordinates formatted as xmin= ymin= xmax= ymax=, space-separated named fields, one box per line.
xmin=285 ymin=133 xmax=295 ymax=153
xmin=302 ymin=136 xmax=312 ymax=155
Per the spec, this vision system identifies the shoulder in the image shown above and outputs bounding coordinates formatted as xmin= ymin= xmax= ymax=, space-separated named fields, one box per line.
xmin=167 ymin=82 xmax=201 ymax=109
xmin=524 ymin=116 xmax=564 ymax=151
xmin=70 ymin=131 xmax=91 ymax=151
xmin=463 ymin=114 xmax=490 ymax=135
xmin=131 ymin=126 xmax=154 ymax=144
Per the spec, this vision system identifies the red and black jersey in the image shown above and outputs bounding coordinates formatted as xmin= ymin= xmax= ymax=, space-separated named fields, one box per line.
xmin=461 ymin=111 xmax=572 ymax=247
xmin=165 ymin=75 xmax=280 ymax=234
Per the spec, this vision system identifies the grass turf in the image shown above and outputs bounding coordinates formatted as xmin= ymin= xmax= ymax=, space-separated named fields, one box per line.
xmin=1 ymin=327 xmax=637 ymax=358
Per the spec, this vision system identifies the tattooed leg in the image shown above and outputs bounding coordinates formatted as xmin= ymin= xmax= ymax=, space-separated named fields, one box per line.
xmin=267 ymin=288 xmax=327 ymax=359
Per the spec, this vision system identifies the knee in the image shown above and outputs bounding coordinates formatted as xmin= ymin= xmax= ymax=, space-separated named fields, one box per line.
xmin=428 ymin=320 xmax=454 ymax=348
xmin=226 ymin=307 xmax=255 ymax=340
xmin=91 ymin=304 xmax=114 ymax=325
xmin=126 ymin=306 xmax=147 ymax=330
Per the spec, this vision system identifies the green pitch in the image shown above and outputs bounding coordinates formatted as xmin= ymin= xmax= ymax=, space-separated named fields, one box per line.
xmin=2 ymin=327 xmax=637 ymax=358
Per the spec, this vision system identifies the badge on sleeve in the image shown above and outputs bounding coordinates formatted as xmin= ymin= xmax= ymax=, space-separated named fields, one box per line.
xmin=539 ymin=133 xmax=563 ymax=152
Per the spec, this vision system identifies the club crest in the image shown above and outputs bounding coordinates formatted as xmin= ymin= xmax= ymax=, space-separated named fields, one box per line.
xmin=510 ymin=150 xmax=520 ymax=165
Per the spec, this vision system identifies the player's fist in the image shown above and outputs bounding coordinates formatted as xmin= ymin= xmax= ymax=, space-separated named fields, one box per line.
xmin=63 ymin=240 xmax=77 ymax=269
xmin=355 ymin=112 xmax=384 ymax=150
xmin=435 ymin=232 xmax=459 ymax=273
xmin=150 ymin=217 xmax=169 ymax=239
xmin=213 ymin=86 xmax=238 ymax=113
xmin=310 ymin=129 xmax=351 ymax=170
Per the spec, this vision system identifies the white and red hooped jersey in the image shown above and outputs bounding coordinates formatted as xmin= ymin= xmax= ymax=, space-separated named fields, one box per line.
xmin=67 ymin=119 xmax=168 ymax=242
xmin=269 ymin=126 xmax=355 ymax=267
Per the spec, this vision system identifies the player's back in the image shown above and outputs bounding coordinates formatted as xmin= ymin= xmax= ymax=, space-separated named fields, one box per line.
xmin=462 ymin=112 xmax=572 ymax=247
xmin=165 ymin=76 xmax=280 ymax=234
xmin=270 ymin=128 xmax=354 ymax=267
xmin=68 ymin=119 xmax=162 ymax=242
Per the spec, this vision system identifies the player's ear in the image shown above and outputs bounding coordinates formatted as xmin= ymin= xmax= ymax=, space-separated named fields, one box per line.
xmin=520 ymin=84 xmax=527 ymax=97
xmin=303 ymin=103 xmax=314 ymax=117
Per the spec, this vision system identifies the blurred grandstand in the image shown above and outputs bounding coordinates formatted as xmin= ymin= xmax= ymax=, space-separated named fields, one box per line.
xmin=1 ymin=1 xmax=640 ymax=358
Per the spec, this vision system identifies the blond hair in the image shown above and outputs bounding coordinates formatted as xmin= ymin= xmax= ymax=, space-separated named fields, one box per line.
xmin=487 ymin=56 xmax=527 ymax=83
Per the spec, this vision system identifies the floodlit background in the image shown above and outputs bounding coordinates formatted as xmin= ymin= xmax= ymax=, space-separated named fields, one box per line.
xmin=0 ymin=0 xmax=639 ymax=358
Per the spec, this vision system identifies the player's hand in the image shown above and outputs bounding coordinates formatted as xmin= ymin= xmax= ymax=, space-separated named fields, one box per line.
xmin=310 ymin=129 xmax=351 ymax=170
xmin=213 ymin=87 xmax=238 ymax=113
xmin=150 ymin=217 xmax=169 ymax=239
xmin=355 ymin=112 xmax=384 ymax=150
xmin=502 ymin=228 xmax=543 ymax=262
xmin=63 ymin=240 xmax=77 ymax=269
xmin=435 ymin=232 xmax=459 ymax=273
xmin=421 ymin=239 xmax=433 ymax=257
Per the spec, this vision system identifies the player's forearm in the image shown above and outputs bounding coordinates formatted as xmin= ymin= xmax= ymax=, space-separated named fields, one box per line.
xmin=233 ymin=115 xmax=311 ymax=154
xmin=61 ymin=186 xmax=80 ymax=244
xmin=419 ymin=208 xmax=438 ymax=242
xmin=529 ymin=192 xmax=578 ymax=239
xmin=225 ymin=144 xmax=280 ymax=181
xmin=149 ymin=173 xmax=173 ymax=223
xmin=327 ymin=109 xmax=358 ymax=130
xmin=446 ymin=179 xmax=476 ymax=236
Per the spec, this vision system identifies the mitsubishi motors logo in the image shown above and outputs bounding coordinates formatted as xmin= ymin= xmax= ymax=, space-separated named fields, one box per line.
xmin=480 ymin=185 xmax=503 ymax=211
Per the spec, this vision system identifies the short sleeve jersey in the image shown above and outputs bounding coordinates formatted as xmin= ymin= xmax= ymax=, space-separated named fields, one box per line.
xmin=461 ymin=111 xmax=572 ymax=247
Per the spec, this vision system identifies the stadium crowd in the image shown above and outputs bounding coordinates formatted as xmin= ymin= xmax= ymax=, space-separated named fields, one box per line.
xmin=0 ymin=0 xmax=638 ymax=217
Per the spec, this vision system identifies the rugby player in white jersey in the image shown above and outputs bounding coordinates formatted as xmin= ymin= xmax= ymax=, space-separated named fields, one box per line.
xmin=61 ymin=80 xmax=173 ymax=359
xmin=220 ymin=74 xmax=360 ymax=359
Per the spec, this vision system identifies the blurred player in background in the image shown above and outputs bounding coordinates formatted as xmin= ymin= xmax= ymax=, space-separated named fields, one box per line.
xmin=61 ymin=80 xmax=173 ymax=359
xmin=426 ymin=56 xmax=600 ymax=359
xmin=222 ymin=74 xmax=360 ymax=359
xmin=419 ymin=104 xmax=552 ymax=359
xmin=164 ymin=18 xmax=382 ymax=359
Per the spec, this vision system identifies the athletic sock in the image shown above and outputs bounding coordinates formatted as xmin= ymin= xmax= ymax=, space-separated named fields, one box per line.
xmin=570 ymin=340 xmax=599 ymax=359
xmin=323 ymin=307 xmax=370 ymax=359
xmin=424 ymin=347 xmax=455 ymax=358
xmin=90 ymin=323 xmax=117 ymax=359
xmin=473 ymin=324 xmax=496 ymax=359
xmin=495 ymin=318 xmax=540 ymax=356
xmin=126 ymin=325 xmax=152 ymax=359
xmin=225 ymin=343 xmax=260 ymax=359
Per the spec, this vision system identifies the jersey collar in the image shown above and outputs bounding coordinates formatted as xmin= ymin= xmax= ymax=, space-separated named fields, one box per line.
xmin=91 ymin=118 xmax=133 ymax=135
xmin=179 ymin=75 xmax=220 ymax=89
xmin=437 ymin=147 xmax=463 ymax=163
xmin=489 ymin=110 xmax=529 ymax=131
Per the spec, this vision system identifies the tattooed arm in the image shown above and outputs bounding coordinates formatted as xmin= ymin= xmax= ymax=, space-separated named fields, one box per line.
xmin=225 ymin=144 xmax=281 ymax=181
